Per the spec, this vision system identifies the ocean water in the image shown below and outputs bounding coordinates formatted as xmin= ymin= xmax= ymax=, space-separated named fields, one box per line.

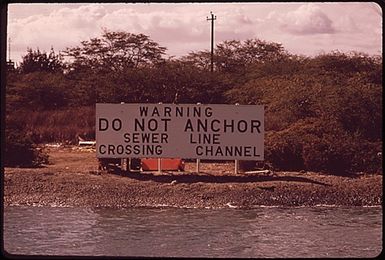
xmin=3 ymin=205 xmax=382 ymax=258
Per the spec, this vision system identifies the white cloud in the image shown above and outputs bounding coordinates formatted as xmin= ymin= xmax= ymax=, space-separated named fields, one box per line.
xmin=334 ymin=15 xmax=359 ymax=33
xmin=276 ymin=4 xmax=336 ymax=35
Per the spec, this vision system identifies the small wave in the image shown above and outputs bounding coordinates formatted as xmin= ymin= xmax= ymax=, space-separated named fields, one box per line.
xmin=362 ymin=205 xmax=382 ymax=208
xmin=140 ymin=204 xmax=200 ymax=209
xmin=47 ymin=203 xmax=72 ymax=208
xmin=313 ymin=204 xmax=382 ymax=208
xmin=225 ymin=202 xmax=239 ymax=208
xmin=314 ymin=204 xmax=338 ymax=207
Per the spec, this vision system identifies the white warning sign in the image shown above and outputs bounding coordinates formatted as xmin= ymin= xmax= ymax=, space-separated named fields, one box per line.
xmin=96 ymin=103 xmax=264 ymax=160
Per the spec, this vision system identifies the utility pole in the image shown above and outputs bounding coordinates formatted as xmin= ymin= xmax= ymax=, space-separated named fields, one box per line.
xmin=206 ymin=11 xmax=216 ymax=72
xmin=7 ymin=37 xmax=14 ymax=70
xmin=8 ymin=37 xmax=11 ymax=61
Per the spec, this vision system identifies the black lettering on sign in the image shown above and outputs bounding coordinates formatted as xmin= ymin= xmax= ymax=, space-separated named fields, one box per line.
xmin=212 ymin=134 xmax=220 ymax=144
xmin=211 ymin=119 xmax=220 ymax=132
xmin=134 ymin=118 xmax=144 ymax=131
xmin=127 ymin=144 xmax=163 ymax=156
xmin=196 ymin=146 xmax=203 ymax=156
xmin=234 ymin=146 xmax=242 ymax=156
xmin=123 ymin=133 xmax=130 ymax=142
xmin=176 ymin=106 xmax=183 ymax=117
xmin=205 ymin=107 xmax=213 ymax=117
xmin=224 ymin=120 xmax=234 ymax=133
xmin=251 ymin=120 xmax=261 ymax=133
xmin=184 ymin=119 xmax=193 ymax=132
xmin=116 ymin=145 xmax=124 ymax=154
xmin=99 ymin=144 xmax=165 ymax=156
xmin=244 ymin=146 xmax=251 ymax=156
xmin=160 ymin=118 xmax=171 ymax=131
xmin=164 ymin=106 xmax=172 ymax=117
xmin=195 ymin=145 xmax=261 ymax=158
xmin=152 ymin=107 xmax=160 ymax=117
xmin=174 ymin=106 xmax=212 ymax=118
xmin=238 ymin=120 xmax=247 ymax=133
xmin=148 ymin=119 xmax=158 ymax=131
xmin=135 ymin=118 xmax=170 ymax=131
xmin=123 ymin=133 xmax=169 ymax=144
xmin=205 ymin=146 xmax=213 ymax=156
xmin=225 ymin=146 xmax=233 ymax=155
xmin=139 ymin=106 xmax=148 ymax=117
xmin=125 ymin=145 xmax=132 ymax=155
xmin=189 ymin=133 xmax=221 ymax=144
xmin=189 ymin=134 xmax=196 ymax=144
xmin=142 ymin=133 xmax=151 ymax=143
xmin=112 ymin=119 xmax=122 ymax=131
xmin=132 ymin=133 xmax=140 ymax=143
xmin=197 ymin=120 xmax=207 ymax=131
xmin=99 ymin=144 xmax=106 ymax=154
xmin=183 ymin=119 xmax=262 ymax=133
xmin=193 ymin=107 xmax=201 ymax=117
xmin=161 ymin=133 xmax=169 ymax=143
xmin=99 ymin=118 xmax=109 ymax=131
xmin=108 ymin=145 xmax=115 ymax=155
xmin=155 ymin=145 xmax=162 ymax=155
xmin=134 ymin=145 xmax=141 ymax=154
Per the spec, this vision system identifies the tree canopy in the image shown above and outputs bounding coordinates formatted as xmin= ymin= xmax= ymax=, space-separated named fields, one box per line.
xmin=64 ymin=29 xmax=167 ymax=73
xmin=19 ymin=47 xmax=64 ymax=74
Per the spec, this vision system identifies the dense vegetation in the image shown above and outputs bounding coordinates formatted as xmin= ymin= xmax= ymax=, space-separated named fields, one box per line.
xmin=5 ymin=29 xmax=382 ymax=173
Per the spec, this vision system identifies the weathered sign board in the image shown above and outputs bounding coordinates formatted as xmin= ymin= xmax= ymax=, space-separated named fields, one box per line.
xmin=96 ymin=103 xmax=264 ymax=160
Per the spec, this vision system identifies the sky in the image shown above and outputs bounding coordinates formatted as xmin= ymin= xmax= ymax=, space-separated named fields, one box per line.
xmin=7 ymin=2 xmax=383 ymax=64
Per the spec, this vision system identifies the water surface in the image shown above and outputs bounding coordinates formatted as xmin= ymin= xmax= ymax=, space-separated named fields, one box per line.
xmin=4 ymin=206 xmax=382 ymax=258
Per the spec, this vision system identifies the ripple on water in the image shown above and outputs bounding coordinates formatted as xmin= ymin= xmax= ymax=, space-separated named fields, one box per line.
xmin=3 ymin=205 xmax=382 ymax=258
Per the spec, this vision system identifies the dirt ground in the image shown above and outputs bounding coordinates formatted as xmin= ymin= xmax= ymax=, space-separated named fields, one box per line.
xmin=3 ymin=146 xmax=383 ymax=208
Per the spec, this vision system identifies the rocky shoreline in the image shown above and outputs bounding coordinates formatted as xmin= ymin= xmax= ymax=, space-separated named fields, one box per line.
xmin=3 ymin=147 xmax=383 ymax=208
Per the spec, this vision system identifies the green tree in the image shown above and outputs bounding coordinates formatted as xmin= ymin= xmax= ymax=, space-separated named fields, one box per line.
xmin=7 ymin=72 xmax=69 ymax=110
xmin=215 ymin=39 xmax=287 ymax=73
xmin=181 ymin=39 xmax=287 ymax=74
xmin=64 ymin=28 xmax=167 ymax=73
xmin=19 ymin=47 xmax=64 ymax=74
xmin=96 ymin=59 xmax=230 ymax=104
xmin=180 ymin=50 xmax=212 ymax=71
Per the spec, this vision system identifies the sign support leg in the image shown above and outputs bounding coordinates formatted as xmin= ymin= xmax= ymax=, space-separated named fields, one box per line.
xmin=196 ymin=159 xmax=200 ymax=173
xmin=158 ymin=158 xmax=162 ymax=174
xmin=121 ymin=158 xmax=127 ymax=172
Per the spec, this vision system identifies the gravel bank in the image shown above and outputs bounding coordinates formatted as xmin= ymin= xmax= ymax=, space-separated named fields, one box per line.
xmin=3 ymin=147 xmax=382 ymax=208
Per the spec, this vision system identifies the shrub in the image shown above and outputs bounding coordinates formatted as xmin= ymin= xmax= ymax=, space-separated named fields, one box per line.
xmin=301 ymin=136 xmax=351 ymax=175
xmin=13 ymin=107 xmax=95 ymax=144
xmin=265 ymin=129 xmax=304 ymax=171
xmin=346 ymin=139 xmax=382 ymax=174
xmin=265 ymin=118 xmax=381 ymax=175
xmin=5 ymin=115 xmax=49 ymax=167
